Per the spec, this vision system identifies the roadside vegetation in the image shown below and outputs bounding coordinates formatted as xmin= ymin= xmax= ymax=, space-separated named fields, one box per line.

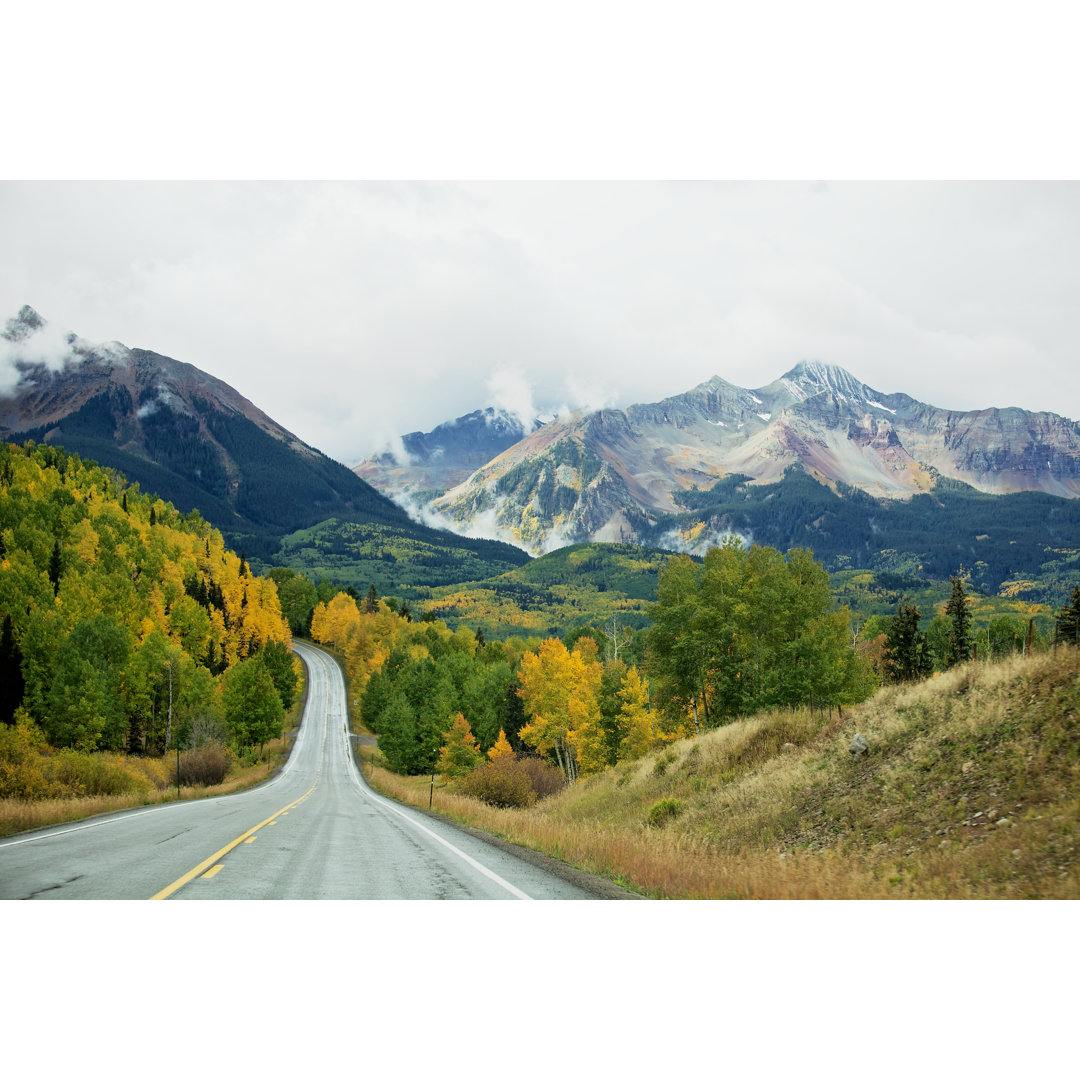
xmin=0 ymin=693 xmax=304 ymax=839
xmin=360 ymin=645 xmax=1080 ymax=899
xmin=0 ymin=441 xmax=304 ymax=837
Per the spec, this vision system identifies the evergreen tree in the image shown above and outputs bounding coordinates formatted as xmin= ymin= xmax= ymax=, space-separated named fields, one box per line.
xmin=365 ymin=583 xmax=378 ymax=614
xmin=884 ymin=601 xmax=933 ymax=682
xmin=1055 ymin=585 xmax=1080 ymax=645
xmin=48 ymin=539 xmax=63 ymax=597
xmin=944 ymin=576 xmax=974 ymax=667
xmin=0 ymin=615 xmax=25 ymax=725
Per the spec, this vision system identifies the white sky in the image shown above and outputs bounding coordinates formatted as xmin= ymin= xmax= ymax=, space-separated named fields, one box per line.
xmin=4 ymin=179 xmax=1078 ymax=465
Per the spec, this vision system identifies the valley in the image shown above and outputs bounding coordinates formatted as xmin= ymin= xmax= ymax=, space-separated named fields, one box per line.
xmin=2 ymin=303 xmax=1079 ymax=904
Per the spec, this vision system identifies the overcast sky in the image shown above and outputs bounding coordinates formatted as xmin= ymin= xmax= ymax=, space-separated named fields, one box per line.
xmin=2 ymin=180 xmax=1078 ymax=465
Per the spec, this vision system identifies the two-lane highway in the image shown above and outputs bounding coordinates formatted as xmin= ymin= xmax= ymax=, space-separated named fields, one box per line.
xmin=0 ymin=641 xmax=602 ymax=900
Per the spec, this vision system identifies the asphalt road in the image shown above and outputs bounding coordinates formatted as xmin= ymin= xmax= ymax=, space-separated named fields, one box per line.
xmin=0 ymin=641 xmax=604 ymax=900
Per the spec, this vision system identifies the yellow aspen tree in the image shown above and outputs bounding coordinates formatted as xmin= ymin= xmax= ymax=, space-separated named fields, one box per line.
xmin=518 ymin=637 xmax=603 ymax=781
xmin=438 ymin=712 xmax=484 ymax=779
xmin=487 ymin=728 xmax=514 ymax=762
xmin=614 ymin=665 xmax=657 ymax=760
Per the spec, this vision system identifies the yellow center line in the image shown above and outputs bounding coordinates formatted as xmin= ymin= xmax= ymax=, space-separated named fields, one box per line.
xmin=201 ymin=865 xmax=224 ymax=879
xmin=149 ymin=784 xmax=317 ymax=900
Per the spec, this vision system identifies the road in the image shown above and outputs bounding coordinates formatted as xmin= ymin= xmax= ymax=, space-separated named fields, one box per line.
xmin=0 ymin=641 xmax=604 ymax=900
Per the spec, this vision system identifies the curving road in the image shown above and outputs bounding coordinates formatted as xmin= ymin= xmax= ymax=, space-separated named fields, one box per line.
xmin=0 ymin=641 xmax=603 ymax=900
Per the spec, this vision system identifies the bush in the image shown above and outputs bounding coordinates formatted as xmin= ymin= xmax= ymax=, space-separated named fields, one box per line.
xmin=0 ymin=717 xmax=62 ymax=798
xmin=458 ymin=757 xmax=537 ymax=808
xmin=515 ymin=755 xmax=566 ymax=798
xmin=48 ymin=750 xmax=149 ymax=797
xmin=177 ymin=744 xmax=231 ymax=786
xmin=647 ymin=797 xmax=684 ymax=827
xmin=457 ymin=754 xmax=566 ymax=808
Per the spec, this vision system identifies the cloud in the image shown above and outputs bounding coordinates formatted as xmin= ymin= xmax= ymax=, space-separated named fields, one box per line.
xmin=655 ymin=525 xmax=753 ymax=557
xmin=3 ymin=181 xmax=1078 ymax=456
xmin=0 ymin=313 xmax=81 ymax=397
xmin=485 ymin=364 xmax=539 ymax=432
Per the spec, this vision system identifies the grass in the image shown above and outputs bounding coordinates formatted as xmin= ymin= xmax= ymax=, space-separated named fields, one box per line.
xmin=360 ymin=647 xmax=1080 ymax=899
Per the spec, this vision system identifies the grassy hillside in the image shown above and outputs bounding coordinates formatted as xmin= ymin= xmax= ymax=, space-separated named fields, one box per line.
xmin=365 ymin=645 xmax=1080 ymax=898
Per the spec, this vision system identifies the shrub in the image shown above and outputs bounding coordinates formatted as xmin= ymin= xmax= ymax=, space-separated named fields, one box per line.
xmin=48 ymin=750 xmax=148 ymax=797
xmin=459 ymin=756 xmax=537 ymax=808
xmin=177 ymin=744 xmax=231 ymax=786
xmin=0 ymin=717 xmax=62 ymax=798
xmin=457 ymin=754 xmax=566 ymax=808
xmin=647 ymin=797 xmax=684 ymax=827
xmin=515 ymin=755 xmax=566 ymax=799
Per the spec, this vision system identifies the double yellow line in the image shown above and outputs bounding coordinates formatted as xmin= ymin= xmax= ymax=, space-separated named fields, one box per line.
xmin=149 ymin=784 xmax=317 ymax=900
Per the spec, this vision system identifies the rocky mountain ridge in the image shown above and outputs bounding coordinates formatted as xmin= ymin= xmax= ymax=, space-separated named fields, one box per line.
xmin=366 ymin=359 xmax=1080 ymax=554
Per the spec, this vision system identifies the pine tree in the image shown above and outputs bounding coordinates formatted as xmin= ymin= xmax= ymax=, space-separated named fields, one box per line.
xmin=885 ymin=601 xmax=932 ymax=682
xmin=365 ymin=584 xmax=378 ymax=614
xmin=48 ymin=539 xmax=63 ymax=597
xmin=944 ymin=576 xmax=974 ymax=667
xmin=1055 ymin=585 xmax=1080 ymax=645
xmin=0 ymin=615 xmax=25 ymax=725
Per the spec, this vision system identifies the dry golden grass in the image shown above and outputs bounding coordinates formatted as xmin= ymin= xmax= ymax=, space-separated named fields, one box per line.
xmin=362 ymin=647 xmax=1080 ymax=899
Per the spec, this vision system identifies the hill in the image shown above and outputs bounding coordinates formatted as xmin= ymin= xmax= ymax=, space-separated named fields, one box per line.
xmin=367 ymin=644 xmax=1080 ymax=899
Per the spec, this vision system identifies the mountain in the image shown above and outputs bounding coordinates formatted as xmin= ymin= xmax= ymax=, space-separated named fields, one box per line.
xmin=400 ymin=360 xmax=1080 ymax=553
xmin=354 ymin=406 xmax=545 ymax=497
xmin=0 ymin=306 xmax=530 ymax=579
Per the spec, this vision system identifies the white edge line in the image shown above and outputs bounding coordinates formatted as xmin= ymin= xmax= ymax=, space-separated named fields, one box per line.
xmin=2 ymin=643 xmax=322 ymax=851
xmin=340 ymin=713 xmax=533 ymax=901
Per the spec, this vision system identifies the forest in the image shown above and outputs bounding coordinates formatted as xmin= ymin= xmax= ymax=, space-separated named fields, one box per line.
xmin=0 ymin=441 xmax=299 ymax=800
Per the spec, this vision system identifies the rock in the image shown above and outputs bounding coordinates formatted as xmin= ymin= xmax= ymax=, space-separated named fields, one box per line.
xmin=849 ymin=733 xmax=869 ymax=760
xmin=996 ymin=817 xmax=1011 ymax=827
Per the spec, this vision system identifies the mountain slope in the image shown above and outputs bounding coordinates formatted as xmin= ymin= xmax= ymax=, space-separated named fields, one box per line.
xmin=417 ymin=361 xmax=1080 ymax=553
xmin=0 ymin=306 xmax=530 ymax=576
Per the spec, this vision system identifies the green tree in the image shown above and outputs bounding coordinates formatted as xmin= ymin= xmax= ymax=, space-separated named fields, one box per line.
xmin=884 ymin=601 xmax=932 ymax=682
xmin=944 ymin=576 xmax=974 ymax=668
xmin=221 ymin=655 xmax=285 ymax=751
xmin=1055 ymin=585 xmax=1080 ymax=645
xmin=646 ymin=541 xmax=870 ymax=727
xmin=278 ymin=572 xmax=318 ymax=636
xmin=258 ymin=639 xmax=300 ymax=712
xmin=45 ymin=615 xmax=132 ymax=750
